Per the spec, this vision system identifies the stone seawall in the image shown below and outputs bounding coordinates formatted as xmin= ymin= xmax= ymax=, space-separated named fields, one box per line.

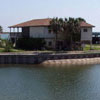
xmin=0 ymin=55 xmax=38 ymax=64
xmin=42 ymin=58 xmax=100 ymax=66
xmin=0 ymin=53 xmax=100 ymax=64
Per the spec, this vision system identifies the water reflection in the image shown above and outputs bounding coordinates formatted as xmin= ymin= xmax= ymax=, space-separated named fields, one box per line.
xmin=0 ymin=64 xmax=99 ymax=100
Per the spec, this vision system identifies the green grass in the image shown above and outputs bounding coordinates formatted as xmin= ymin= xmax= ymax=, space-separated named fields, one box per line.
xmin=84 ymin=44 xmax=100 ymax=51
xmin=0 ymin=48 xmax=24 ymax=52
xmin=0 ymin=44 xmax=100 ymax=53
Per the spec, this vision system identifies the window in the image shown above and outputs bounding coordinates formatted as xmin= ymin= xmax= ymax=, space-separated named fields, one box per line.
xmin=48 ymin=41 xmax=52 ymax=46
xmin=83 ymin=29 xmax=88 ymax=32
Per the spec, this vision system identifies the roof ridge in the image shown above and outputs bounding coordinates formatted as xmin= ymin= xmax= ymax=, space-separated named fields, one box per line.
xmin=9 ymin=18 xmax=94 ymax=28
xmin=23 ymin=18 xmax=51 ymax=22
xmin=9 ymin=18 xmax=52 ymax=28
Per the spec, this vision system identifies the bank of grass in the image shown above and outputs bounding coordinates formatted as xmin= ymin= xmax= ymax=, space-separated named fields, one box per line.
xmin=0 ymin=48 xmax=24 ymax=52
xmin=84 ymin=44 xmax=100 ymax=51
xmin=0 ymin=44 xmax=100 ymax=54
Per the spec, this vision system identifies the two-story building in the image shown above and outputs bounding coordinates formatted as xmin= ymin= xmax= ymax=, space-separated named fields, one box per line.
xmin=9 ymin=18 xmax=95 ymax=49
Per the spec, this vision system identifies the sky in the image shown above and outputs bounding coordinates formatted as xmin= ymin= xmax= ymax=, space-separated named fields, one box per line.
xmin=0 ymin=0 xmax=100 ymax=32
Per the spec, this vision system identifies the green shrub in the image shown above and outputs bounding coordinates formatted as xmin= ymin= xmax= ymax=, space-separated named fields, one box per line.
xmin=3 ymin=40 xmax=13 ymax=52
xmin=16 ymin=38 xmax=45 ymax=50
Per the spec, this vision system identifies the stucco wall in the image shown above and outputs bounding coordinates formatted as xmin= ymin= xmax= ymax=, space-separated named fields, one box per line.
xmin=30 ymin=27 xmax=93 ymax=41
xmin=29 ymin=26 xmax=93 ymax=48
xmin=44 ymin=38 xmax=55 ymax=48
xmin=29 ymin=27 xmax=55 ymax=38
xmin=29 ymin=27 xmax=56 ymax=48
xmin=81 ymin=28 xmax=92 ymax=41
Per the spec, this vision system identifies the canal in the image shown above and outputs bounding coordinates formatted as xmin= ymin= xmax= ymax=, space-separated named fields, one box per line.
xmin=0 ymin=64 xmax=100 ymax=100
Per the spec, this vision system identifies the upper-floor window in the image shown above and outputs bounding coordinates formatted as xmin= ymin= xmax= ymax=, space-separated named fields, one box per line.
xmin=83 ymin=29 xmax=88 ymax=32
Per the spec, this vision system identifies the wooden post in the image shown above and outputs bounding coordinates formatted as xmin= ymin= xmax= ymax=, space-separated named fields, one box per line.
xmin=10 ymin=28 xmax=11 ymax=33
xmin=13 ymin=27 xmax=15 ymax=32
xmin=9 ymin=28 xmax=11 ymax=41
xmin=17 ymin=27 xmax=19 ymax=40
xmin=14 ymin=28 xmax=17 ymax=46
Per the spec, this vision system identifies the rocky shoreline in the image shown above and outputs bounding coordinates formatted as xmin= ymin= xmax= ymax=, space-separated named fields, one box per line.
xmin=42 ymin=58 xmax=100 ymax=66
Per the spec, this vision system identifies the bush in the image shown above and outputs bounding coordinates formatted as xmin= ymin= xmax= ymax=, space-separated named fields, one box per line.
xmin=16 ymin=38 xmax=45 ymax=50
xmin=3 ymin=40 xmax=13 ymax=52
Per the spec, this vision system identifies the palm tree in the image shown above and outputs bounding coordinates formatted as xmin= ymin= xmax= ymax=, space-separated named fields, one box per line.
xmin=66 ymin=18 xmax=76 ymax=49
xmin=65 ymin=17 xmax=85 ymax=50
xmin=49 ymin=17 xmax=63 ymax=50
xmin=49 ymin=17 xmax=86 ymax=50
xmin=76 ymin=17 xmax=86 ymax=22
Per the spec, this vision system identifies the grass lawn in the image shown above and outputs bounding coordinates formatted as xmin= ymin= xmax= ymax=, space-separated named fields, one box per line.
xmin=0 ymin=44 xmax=100 ymax=54
xmin=84 ymin=44 xmax=100 ymax=51
xmin=0 ymin=48 xmax=24 ymax=52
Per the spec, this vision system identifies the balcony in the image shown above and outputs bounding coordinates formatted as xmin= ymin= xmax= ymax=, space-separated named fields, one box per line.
xmin=10 ymin=32 xmax=22 ymax=38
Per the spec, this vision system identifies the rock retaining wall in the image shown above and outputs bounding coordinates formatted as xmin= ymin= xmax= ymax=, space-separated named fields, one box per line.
xmin=42 ymin=58 xmax=100 ymax=66
xmin=0 ymin=53 xmax=100 ymax=64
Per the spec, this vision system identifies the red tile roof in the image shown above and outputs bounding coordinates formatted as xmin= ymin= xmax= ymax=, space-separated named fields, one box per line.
xmin=9 ymin=18 xmax=94 ymax=28
xmin=80 ymin=21 xmax=95 ymax=27
xmin=9 ymin=18 xmax=52 ymax=28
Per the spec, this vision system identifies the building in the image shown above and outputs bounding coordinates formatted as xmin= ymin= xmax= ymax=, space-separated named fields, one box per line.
xmin=92 ymin=32 xmax=100 ymax=44
xmin=0 ymin=32 xmax=9 ymax=39
xmin=9 ymin=18 xmax=95 ymax=49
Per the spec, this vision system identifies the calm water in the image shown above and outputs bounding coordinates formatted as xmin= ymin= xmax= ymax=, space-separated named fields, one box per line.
xmin=0 ymin=34 xmax=9 ymax=39
xmin=0 ymin=64 xmax=100 ymax=100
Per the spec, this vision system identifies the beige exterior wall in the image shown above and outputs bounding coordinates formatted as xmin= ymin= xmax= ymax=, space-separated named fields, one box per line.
xmin=30 ymin=27 xmax=55 ymax=38
xmin=30 ymin=27 xmax=93 ymax=41
xmin=29 ymin=27 xmax=56 ymax=49
xmin=81 ymin=27 xmax=92 ymax=41
xmin=44 ymin=38 xmax=55 ymax=49
xmin=29 ymin=26 xmax=93 ymax=48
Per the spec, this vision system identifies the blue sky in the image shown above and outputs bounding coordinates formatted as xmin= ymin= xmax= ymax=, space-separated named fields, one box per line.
xmin=0 ymin=0 xmax=100 ymax=32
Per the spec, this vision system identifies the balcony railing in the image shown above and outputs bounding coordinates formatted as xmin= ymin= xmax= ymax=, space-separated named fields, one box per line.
xmin=10 ymin=32 xmax=22 ymax=38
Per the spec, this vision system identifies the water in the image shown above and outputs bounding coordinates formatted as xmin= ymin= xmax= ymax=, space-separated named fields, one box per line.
xmin=0 ymin=34 xmax=9 ymax=39
xmin=0 ymin=64 xmax=100 ymax=100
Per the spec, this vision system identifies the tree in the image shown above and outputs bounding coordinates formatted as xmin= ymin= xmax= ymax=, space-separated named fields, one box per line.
xmin=65 ymin=17 xmax=86 ymax=50
xmin=49 ymin=17 xmax=63 ymax=50
xmin=48 ymin=17 xmax=86 ymax=50
xmin=76 ymin=17 xmax=86 ymax=22
xmin=3 ymin=39 xmax=13 ymax=52
xmin=0 ymin=26 xmax=3 ymax=33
